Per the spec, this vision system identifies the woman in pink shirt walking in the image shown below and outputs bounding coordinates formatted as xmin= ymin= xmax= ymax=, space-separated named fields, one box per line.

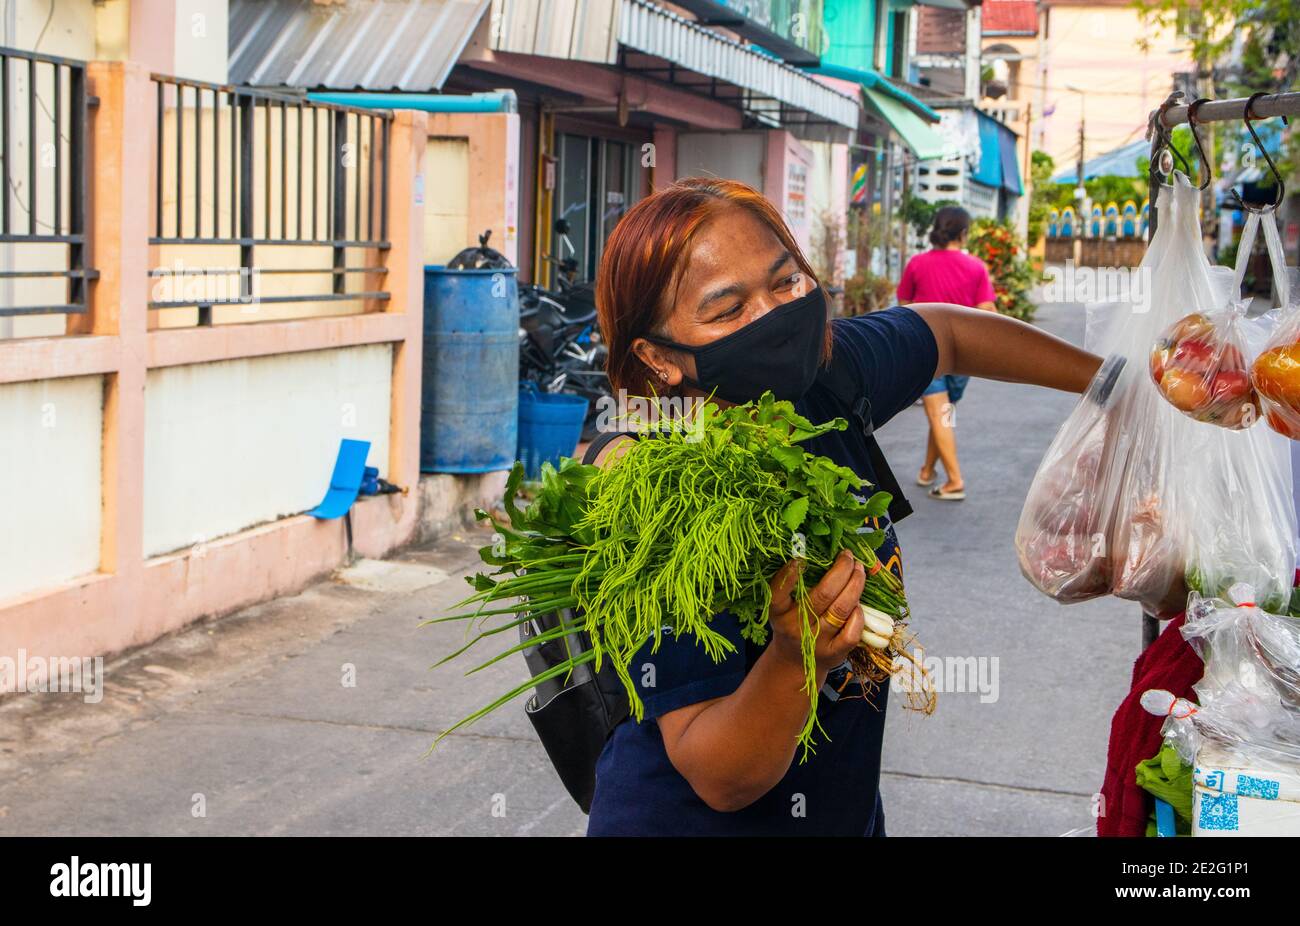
xmin=895 ymin=206 xmax=997 ymax=501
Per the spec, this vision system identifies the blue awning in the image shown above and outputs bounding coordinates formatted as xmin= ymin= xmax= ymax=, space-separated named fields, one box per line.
xmin=972 ymin=110 xmax=1002 ymax=187
xmin=998 ymin=125 xmax=1023 ymax=195
xmin=970 ymin=109 xmax=1022 ymax=195
xmin=1050 ymin=138 xmax=1148 ymax=183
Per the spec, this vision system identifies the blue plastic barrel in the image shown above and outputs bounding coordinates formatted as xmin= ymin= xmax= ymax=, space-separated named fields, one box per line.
xmin=517 ymin=386 xmax=589 ymax=479
xmin=421 ymin=266 xmax=519 ymax=473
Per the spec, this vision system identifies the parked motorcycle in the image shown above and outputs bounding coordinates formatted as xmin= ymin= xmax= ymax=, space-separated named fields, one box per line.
xmin=518 ymin=219 xmax=611 ymax=441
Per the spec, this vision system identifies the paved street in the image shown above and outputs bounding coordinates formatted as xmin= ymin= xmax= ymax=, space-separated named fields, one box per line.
xmin=0 ymin=293 xmax=1141 ymax=836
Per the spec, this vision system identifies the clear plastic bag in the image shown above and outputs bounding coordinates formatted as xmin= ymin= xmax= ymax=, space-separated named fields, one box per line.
xmin=1151 ymin=211 xmax=1289 ymax=430
xmin=1150 ymin=301 xmax=1259 ymax=429
xmin=1103 ymin=176 xmax=1232 ymax=616
xmin=1158 ymin=590 xmax=1300 ymax=771
xmin=1251 ymin=214 xmax=1300 ymax=441
xmin=1016 ymin=177 xmax=1196 ymax=613
xmin=1020 ymin=176 xmax=1297 ymax=616
xmin=1172 ymin=222 xmax=1298 ymax=612
xmin=1014 ymin=356 xmax=1121 ymax=602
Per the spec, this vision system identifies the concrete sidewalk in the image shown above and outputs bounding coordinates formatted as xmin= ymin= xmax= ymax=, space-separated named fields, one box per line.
xmin=0 ymin=533 xmax=587 ymax=836
xmin=0 ymin=297 xmax=1141 ymax=837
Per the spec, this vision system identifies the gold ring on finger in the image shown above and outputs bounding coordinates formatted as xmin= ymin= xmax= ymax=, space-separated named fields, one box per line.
xmin=824 ymin=612 xmax=847 ymax=629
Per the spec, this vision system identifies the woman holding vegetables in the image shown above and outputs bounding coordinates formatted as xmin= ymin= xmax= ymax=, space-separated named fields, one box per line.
xmin=582 ymin=178 xmax=1101 ymax=836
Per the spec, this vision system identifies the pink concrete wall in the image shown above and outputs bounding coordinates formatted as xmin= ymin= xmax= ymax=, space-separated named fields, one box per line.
xmin=764 ymin=130 xmax=815 ymax=256
xmin=426 ymin=111 xmax=521 ymax=266
xmin=0 ymin=66 xmax=430 ymax=665
xmin=652 ymin=125 xmax=677 ymax=192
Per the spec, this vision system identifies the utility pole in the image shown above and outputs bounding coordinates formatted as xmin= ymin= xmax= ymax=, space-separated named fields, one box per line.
xmin=1077 ymin=118 xmax=1085 ymax=192
xmin=1067 ymin=85 xmax=1087 ymax=216
xmin=1021 ymin=100 xmax=1033 ymax=242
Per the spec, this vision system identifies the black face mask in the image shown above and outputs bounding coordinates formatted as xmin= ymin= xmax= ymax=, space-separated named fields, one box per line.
xmin=643 ymin=286 xmax=828 ymax=405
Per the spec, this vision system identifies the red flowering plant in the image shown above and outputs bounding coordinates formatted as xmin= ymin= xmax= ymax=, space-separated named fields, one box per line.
xmin=966 ymin=218 xmax=1041 ymax=321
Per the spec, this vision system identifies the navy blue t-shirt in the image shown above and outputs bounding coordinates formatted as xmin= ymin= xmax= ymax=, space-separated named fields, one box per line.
xmin=585 ymin=305 xmax=940 ymax=836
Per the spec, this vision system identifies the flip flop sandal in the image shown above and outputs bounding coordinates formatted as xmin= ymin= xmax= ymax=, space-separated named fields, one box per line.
xmin=928 ymin=485 xmax=966 ymax=501
xmin=916 ymin=473 xmax=936 ymax=486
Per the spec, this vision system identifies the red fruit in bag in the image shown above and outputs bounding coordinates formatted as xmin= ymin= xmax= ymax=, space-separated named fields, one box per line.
xmin=1210 ymin=370 xmax=1251 ymax=403
xmin=1171 ymin=337 xmax=1214 ymax=372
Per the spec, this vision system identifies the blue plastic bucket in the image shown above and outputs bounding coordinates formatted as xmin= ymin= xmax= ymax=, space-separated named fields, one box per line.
xmin=421 ymin=265 xmax=519 ymax=473
xmin=517 ymin=387 xmax=589 ymax=479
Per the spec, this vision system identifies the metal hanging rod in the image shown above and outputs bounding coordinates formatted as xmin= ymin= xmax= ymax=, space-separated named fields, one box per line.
xmin=1155 ymin=90 xmax=1300 ymax=129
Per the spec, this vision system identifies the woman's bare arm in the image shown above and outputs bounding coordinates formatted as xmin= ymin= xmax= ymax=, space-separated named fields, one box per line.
xmin=653 ymin=553 xmax=866 ymax=812
xmin=909 ymin=302 xmax=1101 ymax=394
xmin=591 ymin=440 xmax=864 ymax=812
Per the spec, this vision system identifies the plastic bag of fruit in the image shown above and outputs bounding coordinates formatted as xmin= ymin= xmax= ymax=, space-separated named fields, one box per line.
xmin=1016 ymin=178 xmax=1192 ymax=610
xmin=1251 ymin=214 xmax=1300 ymax=441
xmin=1149 ymin=300 xmax=1258 ymax=428
xmin=1177 ymin=234 xmax=1297 ymax=612
xmin=1152 ymin=210 xmax=1289 ymax=430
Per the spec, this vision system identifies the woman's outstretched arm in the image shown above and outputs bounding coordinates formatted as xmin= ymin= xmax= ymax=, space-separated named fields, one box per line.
xmin=909 ymin=302 xmax=1102 ymax=394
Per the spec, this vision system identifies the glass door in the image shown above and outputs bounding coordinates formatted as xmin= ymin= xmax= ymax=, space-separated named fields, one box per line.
xmin=554 ymin=133 xmax=593 ymax=284
xmin=552 ymin=133 xmax=642 ymax=284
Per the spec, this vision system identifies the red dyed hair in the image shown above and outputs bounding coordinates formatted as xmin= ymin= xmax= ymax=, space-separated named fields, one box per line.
xmin=596 ymin=177 xmax=829 ymax=397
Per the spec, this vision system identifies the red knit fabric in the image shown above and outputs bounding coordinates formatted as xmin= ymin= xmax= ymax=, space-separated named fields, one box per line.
xmin=1097 ymin=612 xmax=1202 ymax=837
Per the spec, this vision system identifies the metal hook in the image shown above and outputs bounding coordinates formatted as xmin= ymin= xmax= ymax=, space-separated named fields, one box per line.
xmin=1186 ymin=98 xmax=1214 ymax=190
xmin=1229 ymin=91 xmax=1287 ymax=215
xmin=1147 ymin=91 xmax=1192 ymax=181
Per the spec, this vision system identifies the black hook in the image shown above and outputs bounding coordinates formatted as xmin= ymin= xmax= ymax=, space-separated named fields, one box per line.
xmin=1186 ymin=98 xmax=1214 ymax=190
xmin=1229 ymin=91 xmax=1286 ymax=215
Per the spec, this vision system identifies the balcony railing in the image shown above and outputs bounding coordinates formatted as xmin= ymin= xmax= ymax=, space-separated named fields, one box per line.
xmin=0 ymin=46 xmax=93 ymax=321
xmin=149 ymin=75 xmax=392 ymax=325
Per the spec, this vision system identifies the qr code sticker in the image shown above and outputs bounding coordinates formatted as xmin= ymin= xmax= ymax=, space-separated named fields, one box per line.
xmin=1198 ymin=791 xmax=1239 ymax=831
xmin=1236 ymin=775 xmax=1280 ymax=800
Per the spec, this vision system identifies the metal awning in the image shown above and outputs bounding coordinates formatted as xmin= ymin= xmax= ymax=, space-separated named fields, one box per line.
xmin=228 ymin=0 xmax=489 ymax=90
xmin=861 ymin=85 xmax=946 ymax=160
xmin=616 ymin=0 xmax=858 ymax=137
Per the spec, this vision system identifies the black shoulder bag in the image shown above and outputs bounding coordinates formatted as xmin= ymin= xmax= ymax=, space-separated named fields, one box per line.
xmin=519 ymin=430 xmax=635 ymax=814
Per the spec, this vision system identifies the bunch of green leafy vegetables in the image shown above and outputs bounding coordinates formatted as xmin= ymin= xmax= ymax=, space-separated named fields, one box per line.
xmin=430 ymin=392 xmax=909 ymax=754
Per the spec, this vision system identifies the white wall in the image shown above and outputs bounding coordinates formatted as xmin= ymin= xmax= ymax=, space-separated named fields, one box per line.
xmin=174 ymin=0 xmax=228 ymax=84
xmin=143 ymin=344 xmax=393 ymax=556
xmin=0 ymin=375 xmax=103 ymax=600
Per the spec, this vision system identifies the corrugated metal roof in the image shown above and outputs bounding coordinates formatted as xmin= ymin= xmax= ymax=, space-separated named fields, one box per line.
xmin=228 ymin=0 xmax=490 ymax=90
xmin=617 ymin=0 xmax=858 ymax=130
xmin=489 ymin=0 xmax=620 ymax=64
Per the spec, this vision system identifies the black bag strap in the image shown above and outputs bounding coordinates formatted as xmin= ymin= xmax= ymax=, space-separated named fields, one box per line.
xmin=582 ymin=429 xmax=638 ymax=465
xmin=814 ymin=361 xmax=913 ymax=524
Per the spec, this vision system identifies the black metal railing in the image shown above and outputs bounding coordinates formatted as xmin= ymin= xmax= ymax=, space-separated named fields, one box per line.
xmin=149 ymin=75 xmax=391 ymax=324
xmin=0 ymin=46 xmax=93 ymax=319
